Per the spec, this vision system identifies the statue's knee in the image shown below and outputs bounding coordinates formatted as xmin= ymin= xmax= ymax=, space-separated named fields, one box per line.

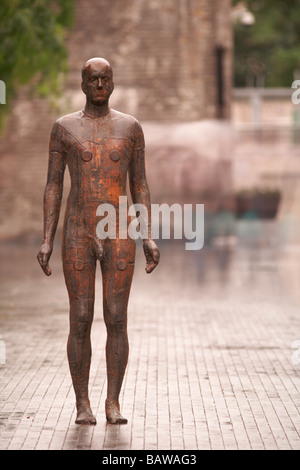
xmin=106 ymin=321 xmax=126 ymax=337
xmin=70 ymin=298 xmax=93 ymax=322
xmin=70 ymin=320 xmax=91 ymax=341
xmin=105 ymin=306 xmax=127 ymax=335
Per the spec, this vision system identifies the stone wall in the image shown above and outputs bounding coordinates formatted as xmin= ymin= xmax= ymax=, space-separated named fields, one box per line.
xmin=66 ymin=0 xmax=233 ymax=121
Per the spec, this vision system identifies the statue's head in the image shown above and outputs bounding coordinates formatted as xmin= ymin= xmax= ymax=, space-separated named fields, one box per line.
xmin=81 ymin=58 xmax=114 ymax=105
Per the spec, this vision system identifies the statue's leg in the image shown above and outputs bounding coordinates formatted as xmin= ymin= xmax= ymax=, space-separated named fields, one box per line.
xmin=100 ymin=238 xmax=136 ymax=424
xmin=63 ymin=243 xmax=97 ymax=425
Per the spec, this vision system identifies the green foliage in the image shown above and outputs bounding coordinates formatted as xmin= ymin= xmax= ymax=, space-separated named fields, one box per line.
xmin=233 ymin=0 xmax=300 ymax=87
xmin=0 ymin=0 xmax=74 ymax=128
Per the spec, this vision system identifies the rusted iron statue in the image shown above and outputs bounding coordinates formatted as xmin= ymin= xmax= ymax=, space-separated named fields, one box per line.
xmin=37 ymin=58 xmax=160 ymax=425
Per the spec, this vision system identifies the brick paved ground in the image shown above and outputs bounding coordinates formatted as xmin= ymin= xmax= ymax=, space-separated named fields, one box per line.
xmin=0 ymin=234 xmax=299 ymax=450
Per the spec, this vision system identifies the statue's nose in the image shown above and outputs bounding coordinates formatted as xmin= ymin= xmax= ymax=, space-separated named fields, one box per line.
xmin=96 ymin=77 xmax=103 ymax=87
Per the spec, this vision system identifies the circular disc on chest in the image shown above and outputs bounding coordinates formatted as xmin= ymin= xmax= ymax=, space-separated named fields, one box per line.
xmin=82 ymin=150 xmax=93 ymax=162
xmin=110 ymin=150 xmax=120 ymax=162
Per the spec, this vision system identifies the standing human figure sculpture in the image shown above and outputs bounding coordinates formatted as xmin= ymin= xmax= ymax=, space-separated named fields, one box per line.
xmin=37 ymin=58 xmax=160 ymax=425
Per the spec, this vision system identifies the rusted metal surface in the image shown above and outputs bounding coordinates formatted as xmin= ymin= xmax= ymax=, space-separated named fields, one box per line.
xmin=37 ymin=58 xmax=160 ymax=425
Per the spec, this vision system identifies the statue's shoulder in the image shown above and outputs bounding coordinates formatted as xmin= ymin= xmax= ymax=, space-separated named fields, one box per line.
xmin=110 ymin=109 xmax=143 ymax=134
xmin=110 ymin=109 xmax=144 ymax=149
xmin=55 ymin=110 xmax=84 ymax=129
xmin=50 ymin=111 xmax=84 ymax=144
xmin=110 ymin=109 xmax=138 ymax=125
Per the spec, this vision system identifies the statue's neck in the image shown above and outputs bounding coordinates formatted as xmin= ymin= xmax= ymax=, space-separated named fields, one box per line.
xmin=84 ymin=101 xmax=110 ymax=118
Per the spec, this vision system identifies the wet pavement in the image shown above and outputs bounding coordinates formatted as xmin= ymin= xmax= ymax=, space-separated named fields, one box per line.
xmin=0 ymin=225 xmax=299 ymax=450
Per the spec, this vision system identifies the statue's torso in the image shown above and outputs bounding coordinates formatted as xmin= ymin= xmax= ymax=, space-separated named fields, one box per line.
xmin=51 ymin=109 xmax=143 ymax=239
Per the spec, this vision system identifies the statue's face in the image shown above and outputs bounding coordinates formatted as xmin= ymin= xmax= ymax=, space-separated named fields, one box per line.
xmin=82 ymin=59 xmax=114 ymax=105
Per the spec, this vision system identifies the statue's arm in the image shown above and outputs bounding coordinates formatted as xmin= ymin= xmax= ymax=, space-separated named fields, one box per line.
xmin=129 ymin=122 xmax=160 ymax=273
xmin=129 ymin=146 xmax=151 ymax=237
xmin=37 ymin=122 xmax=67 ymax=276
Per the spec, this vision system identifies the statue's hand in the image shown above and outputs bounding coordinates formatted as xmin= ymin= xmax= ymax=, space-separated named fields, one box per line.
xmin=143 ymin=239 xmax=160 ymax=274
xmin=37 ymin=242 xmax=53 ymax=276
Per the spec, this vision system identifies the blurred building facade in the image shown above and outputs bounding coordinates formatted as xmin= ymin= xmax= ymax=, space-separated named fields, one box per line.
xmin=67 ymin=0 xmax=233 ymax=121
xmin=0 ymin=0 xmax=233 ymax=240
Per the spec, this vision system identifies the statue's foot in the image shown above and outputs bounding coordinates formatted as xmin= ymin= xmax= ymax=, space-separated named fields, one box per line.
xmin=75 ymin=402 xmax=97 ymax=425
xmin=105 ymin=399 xmax=127 ymax=425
